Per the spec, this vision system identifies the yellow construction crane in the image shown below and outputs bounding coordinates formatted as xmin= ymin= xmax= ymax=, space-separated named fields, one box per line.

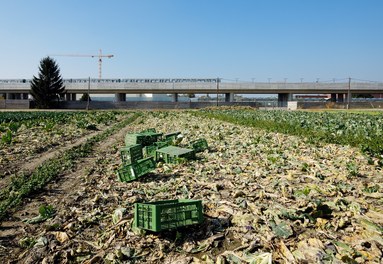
xmin=49 ymin=49 xmax=114 ymax=79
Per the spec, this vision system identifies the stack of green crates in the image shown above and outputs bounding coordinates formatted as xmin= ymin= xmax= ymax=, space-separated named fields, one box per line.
xmin=134 ymin=199 xmax=203 ymax=232
xmin=117 ymin=132 xmax=157 ymax=182
xmin=124 ymin=130 xmax=206 ymax=231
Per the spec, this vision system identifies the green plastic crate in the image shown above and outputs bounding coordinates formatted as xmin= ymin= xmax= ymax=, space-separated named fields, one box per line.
xmin=143 ymin=145 xmax=157 ymax=158
xmin=155 ymin=141 xmax=169 ymax=148
xmin=125 ymin=132 xmax=163 ymax=147
xmin=143 ymin=141 xmax=170 ymax=158
xmin=155 ymin=146 xmax=195 ymax=163
xmin=117 ymin=157 xmax=156 ymax=182
xmin=164 ymin=132 xmax=181 ymax=144
xmin=189 ymin=138 xmax=209 ymax=153
xmin=134 ymin=199 xmax=203 ymax=232
xmin=141 ymin=128 xmax=157 ymax=133
xmin=120 ymin=144 xmax=143 ymax=164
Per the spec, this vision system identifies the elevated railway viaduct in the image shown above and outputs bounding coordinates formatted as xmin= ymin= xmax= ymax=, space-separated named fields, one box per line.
xmin=0 ymin=78 xmax=382 ymax=107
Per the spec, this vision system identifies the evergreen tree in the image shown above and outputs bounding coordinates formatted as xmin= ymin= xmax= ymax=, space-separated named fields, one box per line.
xmin=80 ymin=93 xmax=91 ymax=101
xmin=31 ymin=57 xmax=66 ymax=108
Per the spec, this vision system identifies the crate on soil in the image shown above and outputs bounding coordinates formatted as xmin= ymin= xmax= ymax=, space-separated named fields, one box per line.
xmin=143 ymin=141 xmax=170 ymax=158
xmin=134 ymin=199 xmax=203 ymax=232
xmin=120 ymin=144 xmax=143 ymax=164
xmin=141 ymin=128 xmax=157 ymax=133
xmin=117 ymin=157 xmax=156 ymax=182
xmin=155 ymin=146 xmax=196 ymax=164
xmin=125 ymin=132 xmax=163 ymax=147
xmin=189 ymin=138 xmax=209 ymax=153
xmin=164 ymin=131 xmax=181 ymax=144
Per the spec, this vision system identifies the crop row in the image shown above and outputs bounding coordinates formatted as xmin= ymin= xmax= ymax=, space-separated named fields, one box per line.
xmin=0 ymin=111 xmax=121 ymax=134
xmin=0 ymin=113 xmax=140 ymax=220
xmin=0 ymin=111 xmax=120 ymax=124
xmin=0 ymin=111 xmax=131 ymax=176
xmin=197 ymin=109 xmax=383 ymax=162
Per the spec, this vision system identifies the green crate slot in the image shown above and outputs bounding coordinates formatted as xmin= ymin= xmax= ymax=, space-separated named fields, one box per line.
xmin=155 ymin=146 xmax=195 ymax=164
xmin=189 ymin=138 xmax=209 ymax=153
xmin=120 ymin=144 xmax=143 ymax=164
xmin=117 ymin=157 xmax=156 ymax=182
xmin=134 ymin=199 xmax=203 ymax=231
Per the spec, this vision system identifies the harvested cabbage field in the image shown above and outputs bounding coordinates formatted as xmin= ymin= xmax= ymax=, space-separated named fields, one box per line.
xmin=0 ymin=109 xmax=382 ymax=263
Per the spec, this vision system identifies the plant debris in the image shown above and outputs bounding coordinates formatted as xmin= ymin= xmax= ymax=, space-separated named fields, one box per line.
xmin=0 ymin=110 xmax=382 ymax=263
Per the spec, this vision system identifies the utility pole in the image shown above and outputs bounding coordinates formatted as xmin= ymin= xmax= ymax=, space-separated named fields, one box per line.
xmin=216 ymin=77 xmax=220 ymax=107
xmin=86 ymin=77 xmax=90 ymax=110
xmin=347 ymin=77 xmax=351 ymax=109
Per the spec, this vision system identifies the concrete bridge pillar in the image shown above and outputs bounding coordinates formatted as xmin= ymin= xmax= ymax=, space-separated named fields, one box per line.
xmin=330 ymin=94 xmax=337 ymax=102
xmin=225 ymin=93 xmax=234 ymax=102
xmin=172 ymin=93 xmax=178 ymax=102
xmin=115 ymin=93 xmax=126 ymax=102
xmin=344 ymin=93 xmax=350 ymax=101
xmin=65 ymin=93 xmax=77 ymax=101
xmin=337 ymin=93 xmax=344 ymax=102
xmin=278 ymin=93 xmax=290 ymax=107
xmin=6 ymin=93 xmax=14 ymax=99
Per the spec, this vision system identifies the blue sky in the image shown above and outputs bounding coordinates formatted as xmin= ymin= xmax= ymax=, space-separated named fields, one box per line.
xmin=1 ymin=0 xmax=382 ymax=82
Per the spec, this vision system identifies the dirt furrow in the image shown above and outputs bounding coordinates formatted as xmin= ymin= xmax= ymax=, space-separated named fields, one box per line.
xmin=0 ymin=129 xmax=105 ymax=191
xmin=0 ymin=118 xmax=138 ymax=262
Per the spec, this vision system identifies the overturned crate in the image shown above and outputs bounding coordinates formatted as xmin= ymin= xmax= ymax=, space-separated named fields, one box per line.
xmin=134 ymin=199 xmax=203 ymax=232
xmin=189 ymin=138 xmax=209 ymax=153
xmin=155 ymin=146 xmax=195 ymax=164
xmin=120 ymin=144 xmax=143 ymax=164
xmin=117 ymin=157 xmax=156 ymax=182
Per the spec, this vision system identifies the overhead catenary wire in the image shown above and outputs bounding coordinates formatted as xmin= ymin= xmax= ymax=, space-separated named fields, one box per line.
xmin=351 ymin=78 xmax=380 ymax=83
xmin=221 ymin=77 xmax=383 ymax=83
